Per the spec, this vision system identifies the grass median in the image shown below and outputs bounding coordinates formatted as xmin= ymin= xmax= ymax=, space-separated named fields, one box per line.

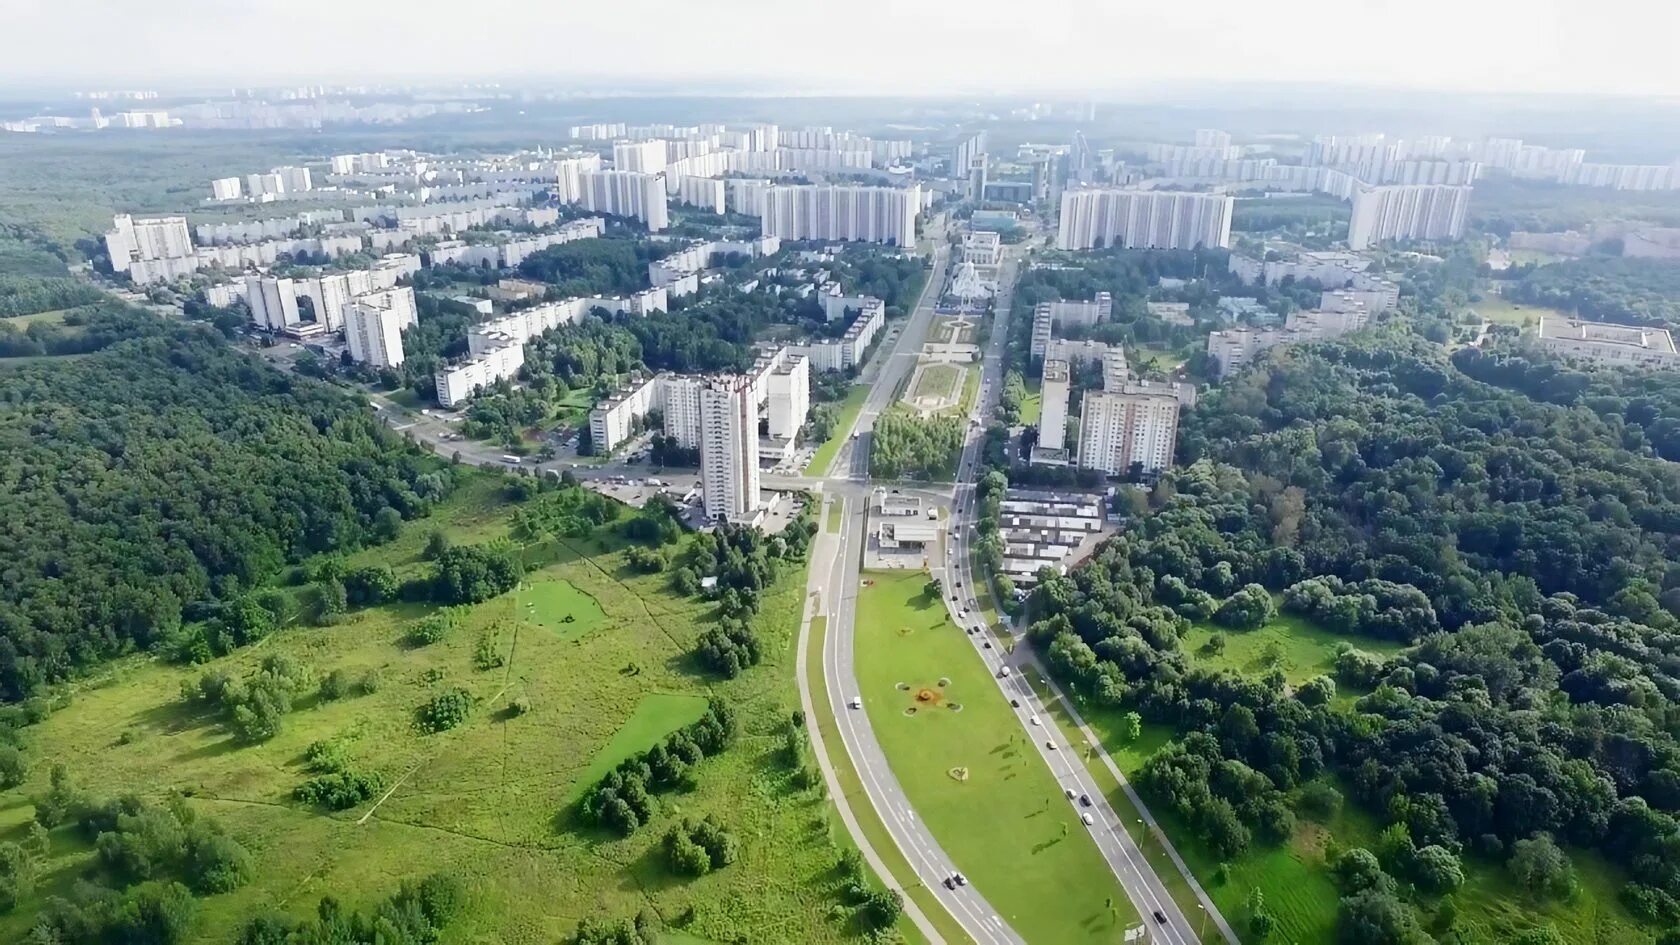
xmin=855 ymin=569 xmax=1138 ymax=944
xmin=806 ymin=384 xmax=871 ymax=476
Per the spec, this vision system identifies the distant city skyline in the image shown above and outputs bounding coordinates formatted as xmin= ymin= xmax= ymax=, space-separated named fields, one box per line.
xmin=7 ymin=0 xmax=1680 ymax=99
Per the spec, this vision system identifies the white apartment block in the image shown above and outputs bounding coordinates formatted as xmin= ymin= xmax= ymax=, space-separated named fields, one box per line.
xmin=675 ymin=175 xmax=726 ymax=214
xmin=434 ymin=342 xmax=525 ymax=408
xmin=1056 ymin=189 xmax=1233 ymax=251
xmin=761 ymin=184 xmax=920 ymax=247
xmin=1194 ymin=129 xmax=1233 ymax=151
xmin=590 ymin=375 xmax=664 ymax=453
xmin=245 ymin=275 xmax=300 ymax=330
xmin=1039 ymin=359 xmax=1071 ymax=451
xmin=330 ymin=152 xmax=391 ymax=174
xmin=701 ymin=376 xmax=762 ymax=521
xmin=352 ymin=286 xmax=418 ymax=333
xmin=799 ymin=297 xmax=885 ymax=371
xmin=104 ymin=214 xmax=193 ymax=270
xmin=1205 ymin=309 xmax=1369 ymax=380
xmin=298 ymin=273 xmax=354 ymax=331
xmin=766 ymin=354 xmax=810 ymax=439
xmin=661 ymin=375 xmax=704 ymax=448
xmin=1537 ymin=317 xmax=1680 ymax=367
xmin=345 ymin=297 xmax=407 ymax=369
xmin=727 ymin=178 xmax=773 ymax=217
xmin=210 ymin=177 xmax=243 ymax=200
xmin=1560 ymin=163 xmax=1680 ymax=192
xmin=1347 ymin=184 xmax=1470 ymax=250
xmin=1077 ymin=381 xmax=1181 ymax=476
xmin=1048 ymin=294 xmax=1112 ymax=328
xmin=613 ymin=140 xmax=667 ymax=175
xmin=577 ymin=170 xmax=669 ymax=231
xmin=273 ymin=166 xmax=313 ymax=192
xmin=570 ymin=123 xmax=627 ymax=141
xmin=543 ymin=154 xmax=603 ymax=204
xmin=1147 ymin=143 xmax=1239 ymax=163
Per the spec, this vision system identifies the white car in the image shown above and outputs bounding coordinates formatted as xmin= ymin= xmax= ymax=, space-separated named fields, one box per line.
xmin=849 ymin=697 xmax=862 ymax=709
xmin=1029 ymin=715 xmax=1040 ymax=726
xmin=1081 ymin=812 xmax=1095 ymax=827
xmin=1046 ymin=740 xmax=1058 ymax=750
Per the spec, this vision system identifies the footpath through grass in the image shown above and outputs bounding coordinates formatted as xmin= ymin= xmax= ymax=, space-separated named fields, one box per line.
xmin=854 ymin=569 xmax=1137 ymax=945
xmin=807 ymin=384 xmax=871 ymax=476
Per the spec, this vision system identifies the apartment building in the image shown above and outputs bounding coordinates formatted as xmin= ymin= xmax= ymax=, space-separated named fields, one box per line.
xmin=760 ymin=184 xmax=920 ymax=247
xmin=1056 ymin=189 xmax=1233 ymax=251
xmin=766 ymin=354 xmax=810 ymax=439
xmin=577 ymin=170 xmax=669 ymax=231
xmin=1077 ymin=381 xmax=1181 ymax=476
xmin=1347 ymin=184 xmax=1471 ymax=250
xmin=1038 ymin=359 xmax=1071 ymax=451
xmin=701 ymin=375 xmax=762 ymax=521
xmin=345 ymin=297 xmax=406 ymax=369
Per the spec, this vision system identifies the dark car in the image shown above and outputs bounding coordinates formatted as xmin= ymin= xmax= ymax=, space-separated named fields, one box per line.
xmin=1153 ymin=910 xmax=1167 ymax=924
xmin=943 ymin=876 xmax=956 ymax=890
xmin=1080 ymin=794 xmax=1092 ymax=807
xmin=1010 ymin=698 xmax=1021 ymax=707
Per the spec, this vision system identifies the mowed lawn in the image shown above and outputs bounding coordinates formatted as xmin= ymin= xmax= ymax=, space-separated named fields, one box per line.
xmin=855 ymin=569 xmax=1136 ymax=945
xmin=806 ymin=384 xmax=870 ymax=476
xmin=517 ymin=575 xmax=607 ymax=640
xmin=0 ymin=474 xmax=871 ymax=945
xmin=910 ymin=363 xmax=962 ymax=402
xmin=567 ymin=692 xmax=710 ymax=803
xmin=1469 ymin=295 xmax=1570 ymax=327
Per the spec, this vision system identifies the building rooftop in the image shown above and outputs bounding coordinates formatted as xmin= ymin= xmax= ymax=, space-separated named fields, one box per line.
xmin=1540 ymin=316 xmax=1677 ymax=353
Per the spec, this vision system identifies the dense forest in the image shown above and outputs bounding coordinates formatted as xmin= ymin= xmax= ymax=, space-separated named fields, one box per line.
xmin=1029 ymin=333 xmax=1680 ymax=941
xmin=0 ymin=313 xmax=444 ymax=700
xmin=1502 ymin=256 xmax=1680 ymax=328
xmin=0 ymin=275 xmax=106 ymax=319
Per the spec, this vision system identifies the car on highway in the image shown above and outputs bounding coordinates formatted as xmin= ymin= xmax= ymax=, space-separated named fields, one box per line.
xmin=1046 ymin=740 xmax=1058 ymax=750
xmin=952 ymin=872 xmax=967 ymax=886
xmin=1153 ymin=911 xmax=1168 ymax=924
xmin=982 ymin=640 xmax=993 ymax=649
xmin=942 ymin=876 xmax=955 ymax=890
xmin=1029 ymin=715 xmax=1040 ymax=726
xmin=1082 ymin=812 xmax=1095 ymax=826
xmin=1064 ymin=788 xmax=1076 ymax=800
xmin=849 ymin=697 xmax=862 ymax=709
xmin=1080 ymin=794 xmax=1092 ymax=807
xmin=1010 ymin=698 xmax=1021 ymax=708
xmin=997 ymin=666 xmax=1010 ymax=678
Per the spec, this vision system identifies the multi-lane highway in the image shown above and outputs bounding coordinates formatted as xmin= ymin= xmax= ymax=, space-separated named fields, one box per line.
xmin=930 ymin=244 xmax=1228 ymax=945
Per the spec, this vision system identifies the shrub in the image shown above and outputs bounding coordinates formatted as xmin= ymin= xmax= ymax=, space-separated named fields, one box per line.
xmin=416 ymin=688 xmax=474 ymax=733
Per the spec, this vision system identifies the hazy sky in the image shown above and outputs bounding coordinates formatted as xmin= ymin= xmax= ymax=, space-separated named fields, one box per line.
xmin=7 ymin=0 xmax=1679 ymax=98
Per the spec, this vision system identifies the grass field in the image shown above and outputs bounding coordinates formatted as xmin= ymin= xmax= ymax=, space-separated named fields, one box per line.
xmin=1019 ymin=376 xmax=1042 ymax=426
xmin=516 ymin=576 xmax=606 ymax=640
xmin=854 ymin=569 xmax=1137 ymax=944
xmin=0 ymin=471 xmax=892 ymax=944
xmin=806 ymin=384 xmax=870 ymax=476
xmin=953 ymin=364 xmax=981 ymax=417
xmin=1180 ymin=612 xmax=1407 ymax=687
xmin=826 ymin=500 xmax=843 ymax=534
xmin=910 ymin=363 xmax=963 ymax=402
xmin=567 ymin=692 xmax=711 ymax=802
xmin=1468 ymin=295 xmax=1570 ymax=327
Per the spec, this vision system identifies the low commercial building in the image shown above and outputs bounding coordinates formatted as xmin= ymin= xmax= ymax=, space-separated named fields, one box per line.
xmin=1537 ymin=316 xmax=1680 ymax=368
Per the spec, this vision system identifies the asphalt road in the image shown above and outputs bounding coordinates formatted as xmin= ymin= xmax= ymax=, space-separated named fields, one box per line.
xmin=931 ymin=245 xmax=1215 ymax=945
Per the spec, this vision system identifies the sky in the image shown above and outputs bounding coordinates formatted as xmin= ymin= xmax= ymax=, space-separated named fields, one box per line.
xmin=6 ymin=0 xmax=1679 ymax=99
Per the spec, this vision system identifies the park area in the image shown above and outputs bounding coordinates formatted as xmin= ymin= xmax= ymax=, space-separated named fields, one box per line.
xmin=1044 ymin=611 xmax=1659 ymax=945
xmin=853 ymin=569 xmax=1137 ymax=944
xmin=0 ymin=473 xmax=894 ymax=945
